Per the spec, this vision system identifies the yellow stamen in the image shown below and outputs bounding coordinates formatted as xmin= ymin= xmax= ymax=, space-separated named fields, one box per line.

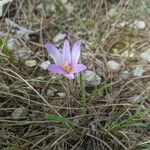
xmin=62 ymin=63 xmax=72 ymax=73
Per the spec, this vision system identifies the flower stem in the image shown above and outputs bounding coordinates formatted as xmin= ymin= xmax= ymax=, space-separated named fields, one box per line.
xmin=79 ymin=73 xmax=86 ymax=115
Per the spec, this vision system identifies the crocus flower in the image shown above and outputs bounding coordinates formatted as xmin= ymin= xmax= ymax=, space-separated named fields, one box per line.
xmin=44 ymin=39 xmax=87 ymax=80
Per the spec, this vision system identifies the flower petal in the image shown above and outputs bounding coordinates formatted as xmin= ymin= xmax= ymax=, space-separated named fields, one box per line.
xmin=44 ymin=43 xmax=62 ymax=64
xmin=64 ymin=73 xmax=75 ymax=80
xmin=62 ymin=39 xmax=71 ymax=63
xmin=71 ymin=41 xmax=81 ymax=65
xmin=47 ymin=64 xmax=66 ymax=75
xmin=71 ymin=64 xmax=87 ymax=73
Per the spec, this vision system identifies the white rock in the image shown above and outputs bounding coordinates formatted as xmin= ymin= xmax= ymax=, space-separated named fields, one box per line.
xmin=120 ymin=70 xmax=129 ymax=80
xmin=0 ymin=31 xmax=6 ymax=36
xmin=60 ymin=0 xmax=68 ymax=3
xmin=129 ymin=95 xmax=142 ymax=103
xmin=60 ymin=0 xmax=74 ymax=13
xmin=134 ymin=20 xmax=146 ymax=29
xmin=36 ymin=2 xmax=56 ymax=13
xmin=64 ymin=3 xmax=73 ymax=13
xmin=7 ymin=37 xmax=20 ymax=50
xmin=12 ymin=107 xmax=26 ymax=119
xmin=90 ymin=123 xmax=96 ymax=134
xmin=47 ymin=89 xmax=55 ymax=97
xmin=133 ymin=66 xmax=144 ymax=77
xmin=107 ymin=7 xmax=117 ymax=17
xmin=15 ymin=48 xmax=31 ymax=61
xmin=0 ymin=0 xmax=13 ymax=17
xmin=107 ymin=60 xmax=120 ymax=70
xmin=121 ymin=50 xmax=134 ymax=58
xmin=25 ymin=60 xmax=37 ymax=67
xmin=36 ymin=3 xmax=43 ymax=11
xmin=50 ymin=4 xmax=56 ymax=12
xmin=16 ymin=27 xmax=35 ymax=40
xmin=40 ymin=60 xmax=50 ymax=70
xmin=84 ymin=70 xmax=101 ymax=86
xmin=53 ymin=33 xmax=66 ymax=43
xmin=140 ymin=49 xmax=150 ymax=62
xmin=119 ymin=21 xmax=129 ymax=27
xmin=5 ymin=18 xmax=36 ymax=40
xmin=57 ymin=92 xmax=66 ymax=97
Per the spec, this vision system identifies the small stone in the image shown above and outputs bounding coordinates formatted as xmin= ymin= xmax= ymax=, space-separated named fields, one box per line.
xmin=5 ymin=18 xmax=36 ymax=41
xmin=120 ymin=70 xmax=129 ymax=80
xmin=36 ymin=2 xmax=56 ymax=13
xmin=60 ymin=0 xmax=68 ymax=3
xmin=16 ymin=27 xmax=35 ymax=41
xmin=40 ymin=60 xmax=50 ymax=70
xmin=140 ymin=49 xmax=150 ymax=62
xmin=119 ymin=21 xmax=129 ymax=27
xmin=7 ymin=37 xmax=20 ymax=50
xmin=107 ymin=7 xmax=117 ymax=17
xmin=90 ymin=123 xmax=96 ymax=134
xmin=12 ymin=107 xmax=26 ymax=119
xmin=0 ymin=0 xmax=13 ymax=17
xmin=25 ymin=60 xmax=37 ymax=67
xmin=57 ymin=92 xmax=66 ymax=97
xmin=129 ymin=95 xmax=142 ymax=103
xmin=133 ymin=66 xmax=144 ymax=77
xmin=47 ymin=89 xmax=55 ymax=97
xmin=64 ymin=3 xmax=73 ymax=13
xmin=83 ymin=70 xmax=101 ymax=86
xmin=0 ymin=31 xmax=6 ymax=36
xmin=53 ymin=33 xmax=66 ymax=43
xmin=15 ymin=48 xmax=31 ymax=61
xmin=36 ymin=3 xmax=43 ymax=11
xmin=134 ymin=20 xmax=146 ymax=29
xmin=107 ymin=60 xmax=120 ymax=70
xmin=121 ymin=50 xmax=134 ymax=58
xmin=60 ymin=0 xmax=74 ymax=13
xmin=50 ymin=4 xmax=56 ymax=12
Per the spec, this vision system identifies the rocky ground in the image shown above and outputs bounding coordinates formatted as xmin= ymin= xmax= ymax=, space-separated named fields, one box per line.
xmin=0 ymin=0 xmax=150 ymax=150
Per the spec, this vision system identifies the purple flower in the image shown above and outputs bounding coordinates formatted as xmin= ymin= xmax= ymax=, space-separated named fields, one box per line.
xmin=44 ymin=39 xmax=87 ymax=80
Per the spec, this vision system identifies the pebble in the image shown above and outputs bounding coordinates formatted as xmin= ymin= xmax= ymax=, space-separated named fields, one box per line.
xmin=121 ymin=50 xmax=134 ymax=58
xmin=5 ymin=18 xmax=36 ymax=41
xmin=40 ymin=60 xmax=50 ymax=70
xmin=120 ymin=70 xmax=129 ymax=80
xmin=0 ymin=31 xmax=6 ymax=36
xmin=134 ymin=20 xmax=146 ymax=29
xmin=140 ymin=49 xmax=150 ymax=62
xmin=83 ymin=70 xmax=101 ymax=86
xmin=133 ymin=66 xmax=144 ymax=77
xmin=15 ymin=48 xmax=31 ymax=61
xmin=0 ymin=0 xmax=13 ymax=17
xmin=36 ymin=2 xmax=56 ymax=13
xmin=53 ymin=33 xmax=66 ymax=43
xmin=60 ymin=0 xmax=73 ymax=13
xmin=25 ymin=60 xmax=37 ymax=67
xmin=107 ymin=60 xmax=120 ymax=70
xmin=57 ymin=92 xmax=66 ymax=97
xmin=12 ymin=107 xmax=26 ymax=119
xmin=107 ymin=7 xmax=117 ymax=17
xmin=47 ymin=89 xmax=54 ymax=97
xmin=7 ymin=37 xmax=20 ymax=50
xmin=119 ymin=21 xmax=129 ymax=27
xmin=129 ymin=95 xmax=142 ymax=103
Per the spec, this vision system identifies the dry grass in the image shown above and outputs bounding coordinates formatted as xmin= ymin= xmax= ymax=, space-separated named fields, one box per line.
xmin=0 ymin=0 xmax=150 ymax=149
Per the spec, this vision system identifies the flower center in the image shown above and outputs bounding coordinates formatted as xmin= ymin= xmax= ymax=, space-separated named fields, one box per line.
xmin=62 ymin=63 xmax=72 ymax=73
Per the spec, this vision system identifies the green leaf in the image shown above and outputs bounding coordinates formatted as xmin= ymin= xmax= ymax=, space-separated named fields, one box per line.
xmin=0 ymin=38 xmax=16 ymax=63
xmin=85 ymin=82 xmax=114 ymax=105
xmin=45 ymin=114 xmax=69 ymax=122
xmin=45 ymin=114 xmax=74 ymax=130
